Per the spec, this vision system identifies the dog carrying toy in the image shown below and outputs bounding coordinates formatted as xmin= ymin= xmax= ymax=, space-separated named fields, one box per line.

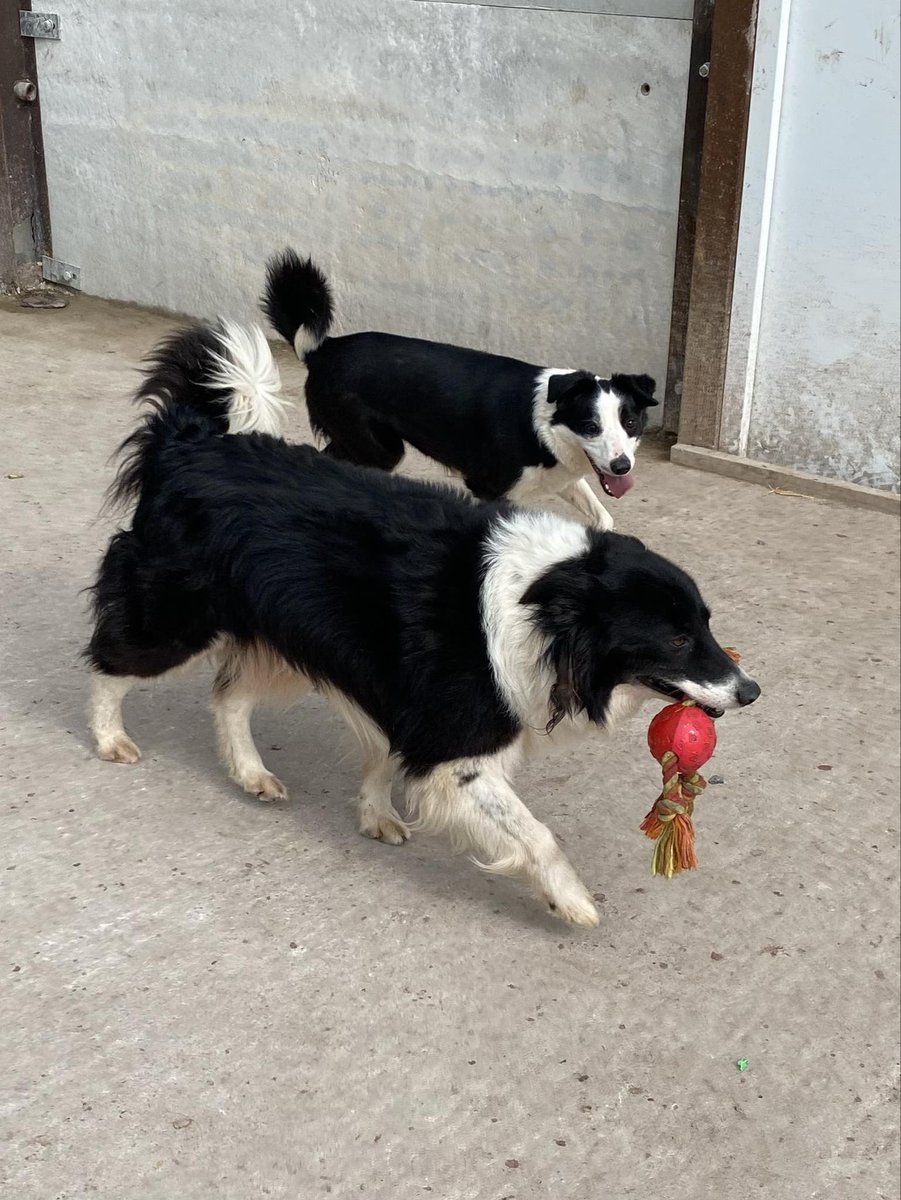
xmin=640 ymin=649 xmax=742 ymax=877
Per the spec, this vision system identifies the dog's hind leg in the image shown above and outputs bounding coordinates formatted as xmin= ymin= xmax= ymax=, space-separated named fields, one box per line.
xmin=358 ymin=742 xmax=406 ymax=845
xmin=321 ymin=419 xmax=405 ymax=472
xmin=308 ymin=380 xmax=405 ymax=472
xmin=213 ymin=687 xmax=288 ymax=801
xmin=86 ymin=531 xmax=217 ymax=764
xmin=408 ymin=749 xmax=599 ymax=927
xmin=324 ymin=690 xmax=407 ymax=844
xmin=89 ymin=672 xmax=142 ymax=764
xmin=212 ymin=642 xmax=310 ymax=802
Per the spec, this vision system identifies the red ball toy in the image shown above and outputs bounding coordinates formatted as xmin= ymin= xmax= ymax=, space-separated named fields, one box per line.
xmin=648 ymin=700 xmax=718 ymax=774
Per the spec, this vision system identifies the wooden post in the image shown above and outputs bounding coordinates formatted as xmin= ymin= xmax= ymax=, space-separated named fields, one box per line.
xmin=664 ymin=0 xmax=715 ymax=435
xmin=0 ymin=1 xmax=52 ymax=290
xmin=675 ymin=0 xmax=759 ymax=448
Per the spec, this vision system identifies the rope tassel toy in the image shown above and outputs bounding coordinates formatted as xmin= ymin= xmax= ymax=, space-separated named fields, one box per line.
xmin=640 ymin=648 xmax=743 ymax=877
xmin=641 ymin=699 xmax=717 ymax=877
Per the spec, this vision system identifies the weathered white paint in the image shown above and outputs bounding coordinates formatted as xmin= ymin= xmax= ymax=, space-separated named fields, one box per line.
xmin=35 ymin=1 xmax=690 ymax=424
xmin=413 ymin=1 xmax=693 ymax=18
xmin=722 ymin=0 xmax=900 ymax=491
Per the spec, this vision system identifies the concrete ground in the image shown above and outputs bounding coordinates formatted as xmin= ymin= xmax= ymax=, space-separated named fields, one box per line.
xmin=1 ymin=295 xmax=899 ymax=1200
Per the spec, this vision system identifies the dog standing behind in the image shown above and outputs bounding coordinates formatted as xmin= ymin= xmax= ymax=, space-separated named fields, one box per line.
xmin=262 ymin=250 xmax=659 ymax=531
xmin=86 ymin=320 xmax=759 ymax=926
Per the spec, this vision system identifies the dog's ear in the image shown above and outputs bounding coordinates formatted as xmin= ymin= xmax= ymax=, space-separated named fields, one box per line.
xmin=545 ymin=634 xmax=583 ymax=733
xmin=541 ymin=626 xmax=613 ymax=733
xmin=521 ymin=563 xmax=611 ymax=731
xmin=611 ymin=373 xmax=658 ymax=407
xmin=520 ymin=560 xmax=589 ymax=622
xmin=546 ymin=370 xmax=598 ymax=407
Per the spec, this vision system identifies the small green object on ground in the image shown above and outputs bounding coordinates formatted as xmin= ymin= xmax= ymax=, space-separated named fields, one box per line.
xmin=736 ymin=1058 xmax=749 ymax=1072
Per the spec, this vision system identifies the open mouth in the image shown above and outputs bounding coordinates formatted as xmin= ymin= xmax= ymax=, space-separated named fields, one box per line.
xmin=586 ymin=453 xmax=634 ymax=499
xmin=638 ymin=677 xmax=725 ymax=719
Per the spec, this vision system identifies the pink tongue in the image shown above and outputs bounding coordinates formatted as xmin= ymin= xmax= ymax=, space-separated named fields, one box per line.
xmin=601 ymin=472 xmax=635 ymax=499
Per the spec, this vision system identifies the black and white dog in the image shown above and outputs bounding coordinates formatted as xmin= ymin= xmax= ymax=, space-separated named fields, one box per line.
xmin=262 ymin=250 xmax=658 ymax=531
xmin=87 ymin=321 xmax=759 ymax=926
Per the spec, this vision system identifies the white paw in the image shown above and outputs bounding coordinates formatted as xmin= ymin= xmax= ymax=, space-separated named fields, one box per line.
xmin=96 ymin=734 xmax=142 ymax=764
xmin=240 ymin=771 xmax=288 ymax=802
xmin=542 ymin=863 xmax=600 ymax=927
xmin=550 ymin=888 xmax=600 ymax=928
xmin=359 ymin=807 xmax=410 ymax=846
xmin=594 ymin=508 xmax=614 ymax=533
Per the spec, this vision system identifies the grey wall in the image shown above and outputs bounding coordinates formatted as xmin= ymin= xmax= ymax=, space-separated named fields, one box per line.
xmin=722 ymin=0 xmax=900 ymax=491
xmin=36 ymin=1 xmax=690 ymax=406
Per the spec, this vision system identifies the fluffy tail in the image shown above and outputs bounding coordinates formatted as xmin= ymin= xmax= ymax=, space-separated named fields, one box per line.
xmin=262 ymin=248 xmax=334 ymax=359
xmin=108 ymin=319 xmax=289 ymax=509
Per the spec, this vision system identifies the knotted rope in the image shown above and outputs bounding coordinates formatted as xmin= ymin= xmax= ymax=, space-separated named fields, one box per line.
xmin=640 ymin=748 xmax=708 ymax=877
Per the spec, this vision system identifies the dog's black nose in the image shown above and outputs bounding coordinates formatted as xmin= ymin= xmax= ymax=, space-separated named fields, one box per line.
xmin=737 ymin=678 xmax=761 ymax=707
xmin=609 ymin=455 xmax=631 ymax=475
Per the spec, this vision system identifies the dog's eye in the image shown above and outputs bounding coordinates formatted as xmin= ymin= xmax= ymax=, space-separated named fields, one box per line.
xmin=583 ymin=421 xmax=600 ymax=437
xmin=622 ymin=416 xmax=637 ymax=434
xmin=671 ymin=636 xmax=689 ymax=648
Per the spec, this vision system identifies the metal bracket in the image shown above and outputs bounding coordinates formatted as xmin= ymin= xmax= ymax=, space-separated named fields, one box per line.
xmin=42 ymin=256 xmax=80 ymax=289
xmin=20 ymin=11 xmax=60 ymax=39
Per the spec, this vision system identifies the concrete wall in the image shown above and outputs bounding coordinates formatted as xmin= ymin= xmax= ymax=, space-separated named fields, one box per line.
xmin=35 ymin=1 xmax=690 ymax=411
xmin=722 ymin=0 xmax=900 ymax=491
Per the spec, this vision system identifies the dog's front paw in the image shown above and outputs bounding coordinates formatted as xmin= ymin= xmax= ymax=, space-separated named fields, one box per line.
xmin=96 ymin=734 xmax=142 ymax=764
xmin=241 ymin=771 xmax=288 ymax=802
xmin=594 ymin=507 xmax=614 ymax=533
xmin=549 ymin=886 xmax=600 ymax=928
xmin=541 ymin=858 xmax=601 ymax=927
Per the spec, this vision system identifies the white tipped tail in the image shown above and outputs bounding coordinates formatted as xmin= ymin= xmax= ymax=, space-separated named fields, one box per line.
xmin=207 ymin=320 xmax=292 ymax=437
xmin=293 ymin=327 xmax=318 ymax=360
xmin=262 ymin=250 xmax=334 ymax=361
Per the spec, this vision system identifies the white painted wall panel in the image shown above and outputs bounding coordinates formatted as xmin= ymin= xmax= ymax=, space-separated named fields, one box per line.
xmin=413 ymin=1 xmax=693 ymax=18
xmin=35 ymin=1 xmax=689 ymax=407
xmin=723 ymin=0 xmax=900 ymax=491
